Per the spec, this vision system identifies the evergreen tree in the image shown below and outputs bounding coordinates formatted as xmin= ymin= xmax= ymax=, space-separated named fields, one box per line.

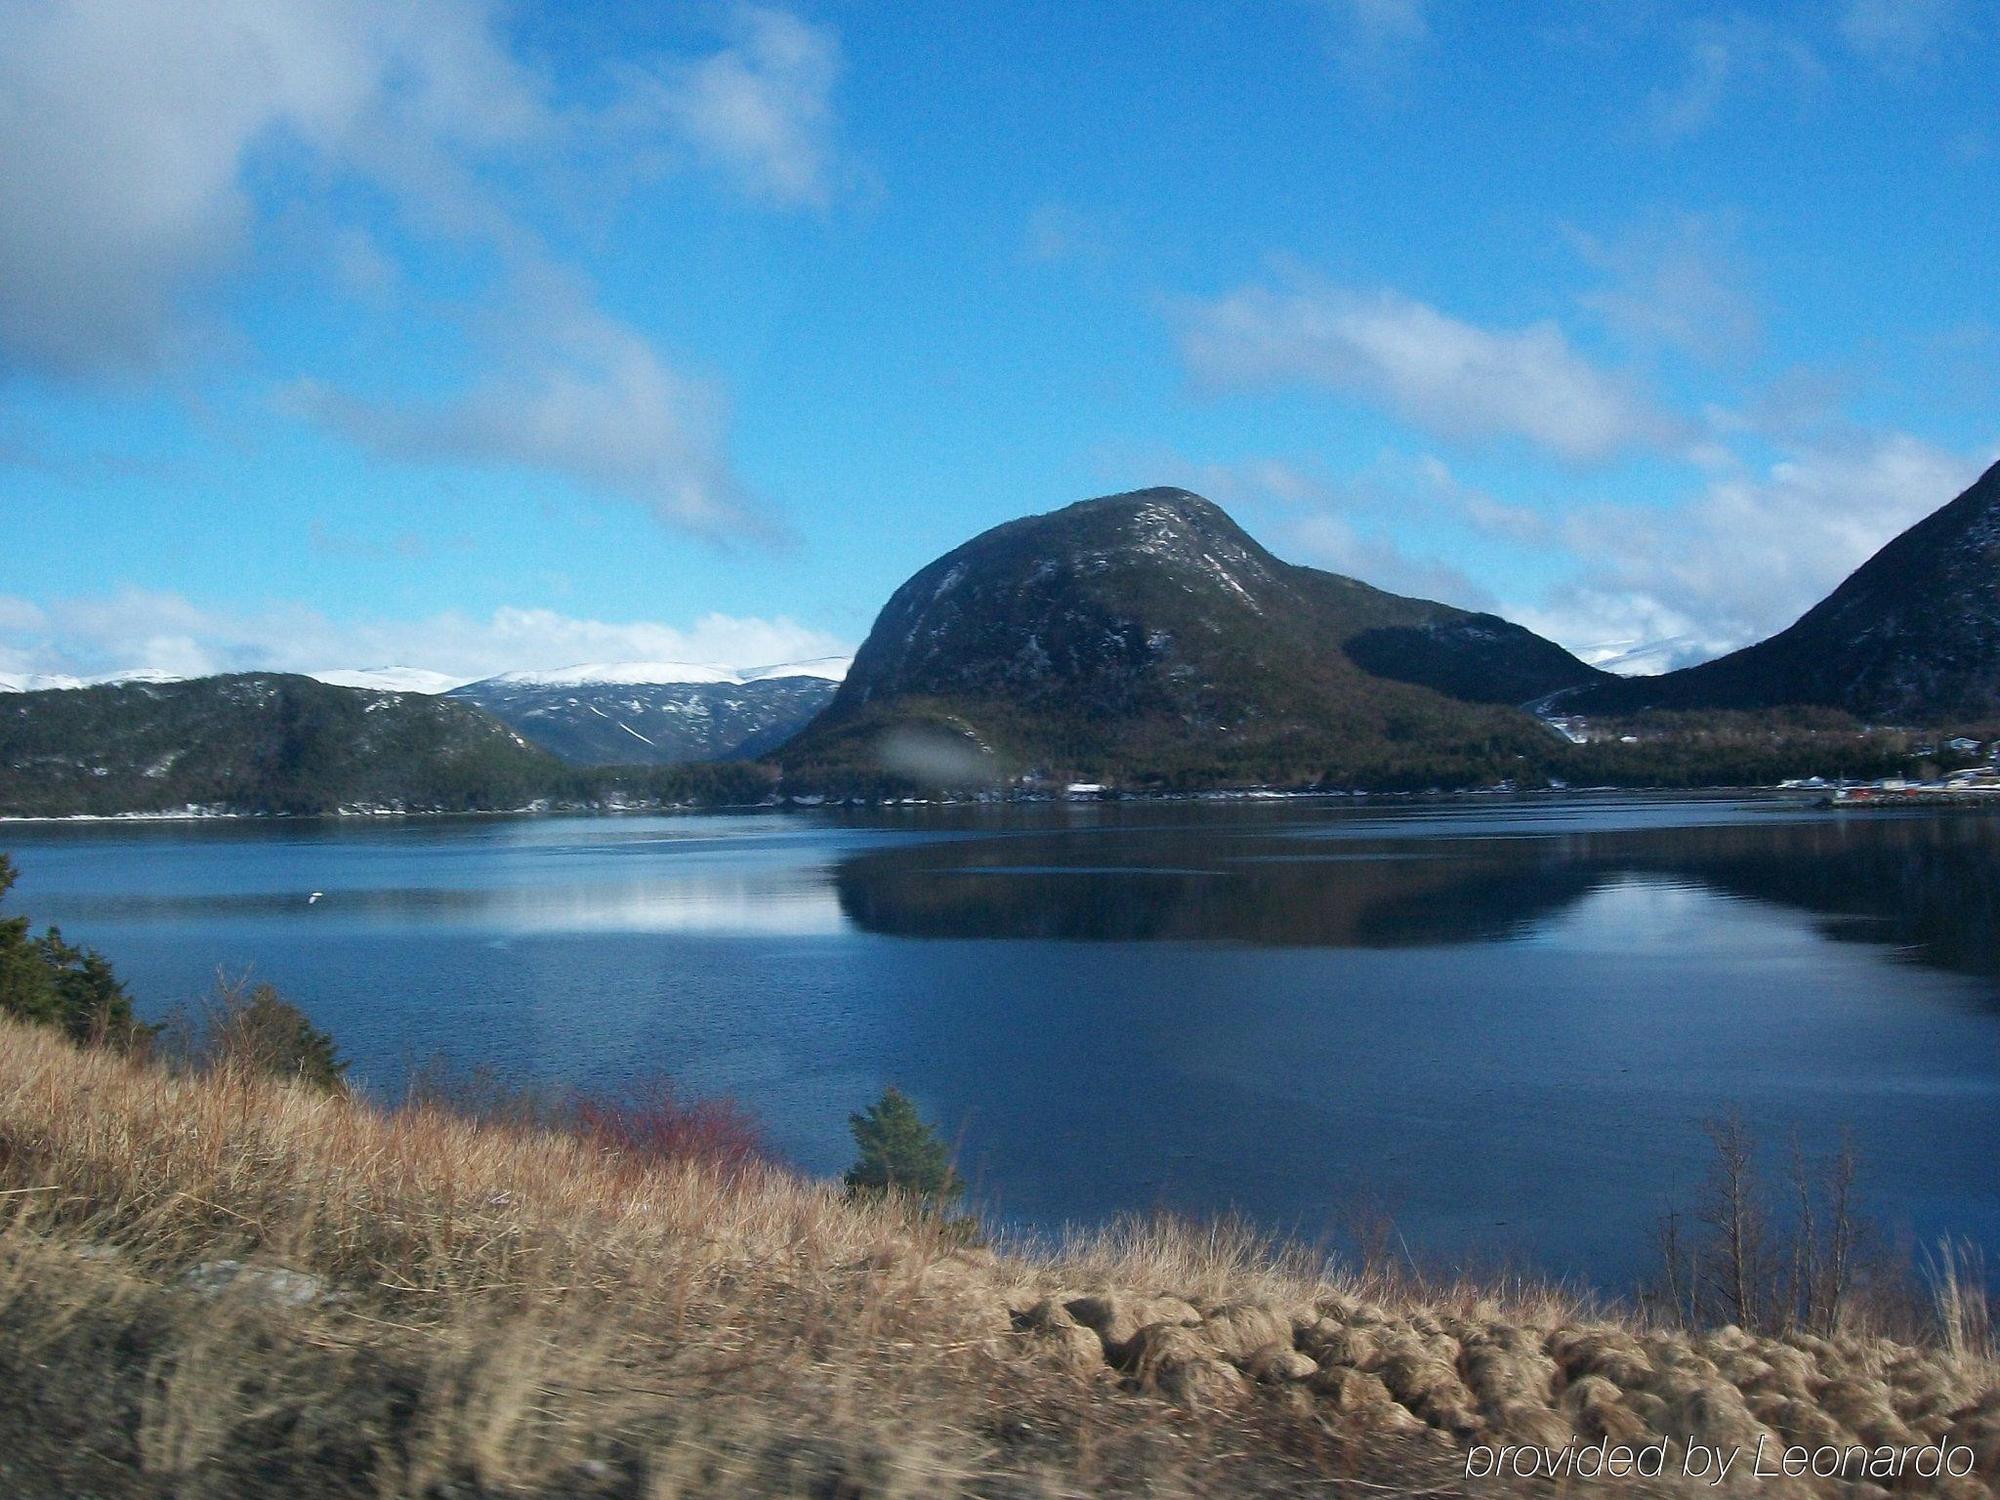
xmin=36 ymin=926 xmax=142 ymax=1046
xmin=844 ymin=1086 xmax=965 ymax=1208
xmin=206 ymin=979 xmax=348 ymax=1093
xmin=0 ymin=854 xmax=59 ymax=1027
xmin=0 ymin=854 xmax=144 ymax=1048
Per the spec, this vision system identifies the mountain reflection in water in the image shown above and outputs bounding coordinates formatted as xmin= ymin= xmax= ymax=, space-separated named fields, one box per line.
xmin=7 ymin=797 xmax=1996 ymax=1287
xmin=833 ymin=810 xmax=2000 ymax=993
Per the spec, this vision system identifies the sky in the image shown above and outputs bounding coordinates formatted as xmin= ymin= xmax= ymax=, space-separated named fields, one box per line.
xmin=1 ymin=0 xmax=1995 ymax=683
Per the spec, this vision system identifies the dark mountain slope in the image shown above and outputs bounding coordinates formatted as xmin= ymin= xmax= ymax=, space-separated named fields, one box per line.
xmin=451 ymin=674 xmax=839 ymax=765
xmin=1573 ymin=458 xmax=2000 ymax=720
xmin=782 ymin=487 xmax=1605 ymax=789
xmin=0 ymin=674 xmax=567 ymax=816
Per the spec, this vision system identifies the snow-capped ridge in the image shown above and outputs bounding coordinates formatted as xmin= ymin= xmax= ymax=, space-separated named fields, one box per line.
xmin=738 ymin=655 xmax=851 ymax=683
xmin=307 ymin=667 xmax=473 ymax=695
xmin=473 ymin=657 xmax=851 ymax=690
xmin=0 ymin=668 xmax=183 ymax=693
xmin=0 ymin=659 xmax=852 ymax=696
xmin=479 ymin=661 xmax=743 ymax=689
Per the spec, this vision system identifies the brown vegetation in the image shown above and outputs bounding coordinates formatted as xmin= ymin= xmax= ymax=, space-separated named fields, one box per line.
xmin=0 ymin=1016 xmax=1995 ymax=1498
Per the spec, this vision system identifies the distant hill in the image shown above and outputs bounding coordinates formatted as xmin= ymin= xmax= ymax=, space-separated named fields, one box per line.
xmin=0 ymin=674 xmax=780 ymax=817
xmin=0 ymin=674 xmax=568 ymax=816
xmin=1570 ymin=458 xmax=2000 ymax=721
xmin=781 ymin=487 xmax=1607 ymax=790
xmin=450 ymin=659 xmax=847 ymax=765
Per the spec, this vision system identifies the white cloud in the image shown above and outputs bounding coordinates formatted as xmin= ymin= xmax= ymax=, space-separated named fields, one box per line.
xmin=0 ymin=1 xmax=851 ymax=542
xmin=0 ymin=0 xmax=550 ymax=377
xmin=1645 ymin=15 xmax=1825 ymax=142
xmin=1839 ymin=0 xmax=1963 ymax=68
xmin=1314 ymin=0 xmax=1431 ymax=91
xmin=0 ymin=588 xmax=851 ymax=682
xmin=1511 ymin=432 xmax=1996 ymax=664
xmin=286 ymin=279 xmax=758 ymax=539
xmin=619 ymin=5 xmax=846 ymax=208
xmin=1572 ymin=212 xmax=1761 ymax=364
xmin=1167 ymin=455 xmax=1498 ymax=608
xmin=1180 ymin=274 xmax=1674 ymax=462
xmin=1022 ymin=202 xmax=1117 ymax=265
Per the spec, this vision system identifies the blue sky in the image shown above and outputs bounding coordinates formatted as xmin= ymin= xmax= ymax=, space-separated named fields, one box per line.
xmin=1 ymin=0 xmax=1995 ymax=682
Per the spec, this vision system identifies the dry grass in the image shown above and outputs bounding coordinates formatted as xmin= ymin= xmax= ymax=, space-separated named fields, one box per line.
xmin=0 ymin=1015 xmax=1995 ymax=1498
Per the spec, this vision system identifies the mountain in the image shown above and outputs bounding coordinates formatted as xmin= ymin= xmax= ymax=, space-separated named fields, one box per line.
xmin=0 ymin=673 xmax=785 ymax=816
xmin=451 ymin=659 xmax=847 ymax=765
xmin=780 ymin=487 xmax=1605 ymax=790
xmin=1569 ymin=458 xmax=2000 ymax=721
xmin=0 ymin=673 xmax=569 ymax=817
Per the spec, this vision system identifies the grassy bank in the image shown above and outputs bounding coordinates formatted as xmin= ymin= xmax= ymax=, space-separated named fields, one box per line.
xmin=0 ymin=1017 xmax=1995 ymax=1498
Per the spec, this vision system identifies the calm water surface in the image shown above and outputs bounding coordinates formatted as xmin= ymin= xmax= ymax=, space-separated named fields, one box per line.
xmin=8 ymin=795 xmax=1998 ymax=1289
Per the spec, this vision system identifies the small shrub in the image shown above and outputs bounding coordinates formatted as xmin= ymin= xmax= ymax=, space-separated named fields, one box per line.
xmin=1928 ymin=1237 xmax=1997 ymax=1369
xmin=571 ymin=1077 xmax=770 ymax=1175
xmin=182 ymin=972 xmax=348 ymax=1093
xmin=403 ymin=1054 xmax=570 ymax=1131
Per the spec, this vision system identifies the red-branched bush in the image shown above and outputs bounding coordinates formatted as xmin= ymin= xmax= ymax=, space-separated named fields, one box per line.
xmin=569 ymin=1077 xmax=771 ymax=1177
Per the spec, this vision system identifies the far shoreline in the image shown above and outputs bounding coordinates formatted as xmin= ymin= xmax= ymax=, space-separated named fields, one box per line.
xmin=0 ymin=784 xmax=1832 ymax=826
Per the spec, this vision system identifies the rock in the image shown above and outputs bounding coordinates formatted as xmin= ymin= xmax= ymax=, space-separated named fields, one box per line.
xmin=1461 ymin=1336 xmax=1559 ymax=1409
xmin=1374 ymin=1346 xmax=1466 ymax=1407
xmin=1563 ymin=1373 xmax=1653 ymax=1446
xmin=1199 ymin=1300 xmax=1295 ymax=1362
xmin=1942 ymin=1411 xmax=2000 ymax=1478
xmin=1051 ymin=1322 xmax=1109 ymax=1373
xmin=1242 ymin=1342 xmax=1317 ymax=1383
xmin=1311 ymin=1366 xmax=1392 ymax=1409
xmin=1125 ymin=1323 xmax=1210 ymax=1379
xmin=1667 ymin=1381 xmax=1771 ymax=1457
xmin=1125 ymin=1324 xmax=1247 ymax=1411
xmin=958 ymin=1295 xmax=1018 ymax=1339
xmin=1767 ymin=1396 xmax=1848 ymax=1452
xmin=1547 ymin=1328 xmax=1655 ymax=1390
xmin=1493 ymin=1400 xmax=1574 ymax=1450
xmin=1157 ymin=1355 xmax=1249 ymax=1412
xmin=1298 ymin=1318 xmax=1377 ymax=1370
xmin=1012 ymin=1297 xmax=1110 ymax=1374
xmin=179 ymin=1260 xmax=325 ymax=1308
xmin=1311 ymin=1368 xmax=1424 ymax=1435
xmin=1064 ymin=1293 xmax=1200 ymax=1360
xmin=1014 ymin=1296 xmax=1076 ymax=1334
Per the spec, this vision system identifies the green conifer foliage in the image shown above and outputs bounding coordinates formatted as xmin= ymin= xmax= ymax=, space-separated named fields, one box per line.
xmin=843 ymin=1086 xmax=965 ymax=1208
xmin=205 ymin=979 xmax=349 ymax=1094
xmin=0 ymin=854 xmax=144 ymax=1047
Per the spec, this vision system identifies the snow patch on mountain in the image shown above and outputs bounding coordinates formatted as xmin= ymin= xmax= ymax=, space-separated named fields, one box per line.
xmin=307 ymin=667 xmax=474 ymax=695
xmin=477 ymin=657 xmax=851 ymax=690
xmin=737 ymin=656 xmax=851 ymax=683
xmin=1574 ymin=636 xmax=1707 ymax=675
xmin=0 ymin=668 xmax=184 ymax=693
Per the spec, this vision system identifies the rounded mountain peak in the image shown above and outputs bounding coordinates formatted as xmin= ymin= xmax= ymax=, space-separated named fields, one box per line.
xmin=979 ymin=485 xmax=1273 ymax=572
xmin=1047 ymin=485 xmax=1241 ymax=535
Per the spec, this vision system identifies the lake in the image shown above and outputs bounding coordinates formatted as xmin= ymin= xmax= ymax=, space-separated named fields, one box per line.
xmin=7 ymin=794 xmax=1998 ymax=1291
